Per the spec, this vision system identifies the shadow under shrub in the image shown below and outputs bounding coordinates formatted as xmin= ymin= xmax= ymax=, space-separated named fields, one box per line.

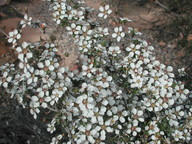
xmin=0 ymin=98 xmax=51 ymax=144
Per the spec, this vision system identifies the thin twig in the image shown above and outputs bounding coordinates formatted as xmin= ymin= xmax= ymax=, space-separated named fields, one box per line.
xmin=9 ymin=4 xmax=25 ymax=15
xmin=64 ymin=127 xmax=76 ymax=144
xmin=47 ymin=106 xmax=59 ymax=112
xmin=0 ymin=29 xmax=8 ymax=37
xmin=154 ymin=0 xmax=169 ymax=11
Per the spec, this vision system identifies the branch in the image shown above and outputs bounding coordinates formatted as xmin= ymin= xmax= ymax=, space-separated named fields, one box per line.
xmin=154 ymin=0 xmax=169 ymax=11
xmin=0 ymin=29 xmax=8 ymax=37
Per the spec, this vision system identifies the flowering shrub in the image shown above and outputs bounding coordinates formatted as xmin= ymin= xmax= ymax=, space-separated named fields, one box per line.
xmin=0 ymin=0 xmax=192 ymax=144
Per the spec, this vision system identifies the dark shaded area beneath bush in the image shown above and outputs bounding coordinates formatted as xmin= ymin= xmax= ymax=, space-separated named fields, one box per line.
xmin=0 ymin=98 xmax=51 ymax=144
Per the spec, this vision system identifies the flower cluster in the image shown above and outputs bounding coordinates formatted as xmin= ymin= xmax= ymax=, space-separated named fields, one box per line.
xmin=50 ymin=0 xmax=85 ymax=24
xmin=0 ymin=0 xmax=191 ymax=144
xmin=98 ymin=5 xmax=112 ymax=19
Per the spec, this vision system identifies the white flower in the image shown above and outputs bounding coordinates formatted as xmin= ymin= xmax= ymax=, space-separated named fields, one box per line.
xmin=66 ymin=23 xmax=81 ymax=35
xmin=131 ymin=108 xmax=144 ymax=122
xmin=47 ymin=121 xmax=56 ymax=133
xmin=112 ymin=26 xmax=125 ymax=42
xmin=96 ymin=27 xmax=109 ymax=37
xmin=8 ymin=29 xmax=21 ymax=46
xmin=108 ymin=46 xmax=121 ymax=56
xmin=81 ymin=63 xmax=95 ymax=78
xmin=16 ymin=42 xmax=33 ymax=62
xmin=98 ymin=5 xmax=112 ymax=19
xmin=38 ymin=58 xmax=59 ymax=72
xmin=130 ymin=75 xmax=143 ymax=88
xmin=50 ymin=88 xmax=63 ymax=105
xmin=79 ymin=26 xmax=92 ymax=41
xmin=172 ymin=130 xmax=184 ymax=141
xmin=52 ymin=2 xmax=67 ymax=24
xmin=119 ymin=17 xmax=132 ymax=23
xmin=127 ymin=123 xmax=141 ymax=136
xmin=178 ymin=68 xmax=186 ymax=76
xmin=71 ymin=9 xmax=84 ymax=21
xmin=126 ymin=44 xmax=141 ymax=57
xmin=18 ymin=57 xmax=30 ymax=73
xmin=31 ymin=92 xmax=51 ymax=109
xmin=54 ymin=82 xmax=67 ymax=93
xmin=25 ymin=67 xmax=39 ymax=85
xmin=51 ymin=134 xmax=63 ymax=144
xmin=20 ymin=14 xmax=32 ymax=28
xmin=78 ymin=40 xmax=92 ymax=53
xmin=29 ymin=100 xmax=40 ymax=119
xmin=77 ymin=124 xmax=96 ymax=143
xmin=0 ymin=71 xmax=12 ymax=88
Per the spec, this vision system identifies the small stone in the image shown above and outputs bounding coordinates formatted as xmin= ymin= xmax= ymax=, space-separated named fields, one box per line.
xmin=158 ymin=41 xmax=166 ymax=46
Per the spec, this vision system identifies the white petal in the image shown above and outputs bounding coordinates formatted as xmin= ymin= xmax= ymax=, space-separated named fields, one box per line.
xmin=18 ymin=54 xmax=24 ymax=61
xmin=8 ymin=38 xmax=13 ymax=43
xmin=121 ymin=32 xmax=125 ymax=37
xmin=56 ymin=20 xmax=61 ymax=24
xmin=98 ymin=13 xmax=104 ymax=18
xmin=103 ymin=82 xmax=109 ymax=88
xmin=39 ymin=91 xmax=44 ymax=97
xmin=119 ymin=26 xmax=122 ymax=31
xmin=6 ymin=76 xmax=12 ymax=82
xmin=105 ymin=5 xmax=109 ymax=10
xmin=76 ymin=25 xmax=81 ymax=31
xmin=24 ymin=14 xmax=28 ymax=20
xmin=31 ymin=96 xmax=38 ymax=102
xmin=49 ymin=65 xmax=54 ymax=71
xmin=112 ymin=33 xmax=117 ymax=38
xmin=100 ymin=130 xmax=106 ymax=140
xmin=17 ymin=34 xmax=21 ymax=39
xmin=38 ymin=62 xmax=44 ymax=68
xmin=12 ymin=39 xmax=16 ymax=44
xmin=138 ymin=110 xmax=143 ymax=116
xmin=26 ymin=53 xmax=32 ymax=59
xmin=3 ymin=71 xmax=8 ymax=77
xmin=14 ymin=29 xmax=18 ymax=34
xmin=71 ymin=23 xmax=76 ymax=28
xmin=107 ymin=9 xmax=112 ymax=14
xmin=117 ymin=36 xmax=121 ymax=42
xmin=45 ymin=60 xmax=50 ymax=66
xmin=41 ymin=102 xmax=47 ymax=108
xmin=45 ymin=97 xmax=51 ymax=102
xmin=50 ymin=101 xmax=55 ymax=106
xmin=132 ymin=108 xmax=137 ymax=114
xmin=27 ymin=78 xmax=33 ymax=84
xmin=22 ymin=42 xmax=28 ymax=48
xmin=16 ymin=47 xmax=22 ymax=53
xmin=3 ymin=82 xmax=8 ymax=88
xmin=25 ymin=72 xmax=31 ymax=78
xmin=34 ymin=77 xmax=38 ymax=83
xmin=114 ymin=27 xmax=118 ymax=33
xmin=9 ymin=32 xmax=14 ymax=37
xmin=66 ymin=26 xmax=71 ymax=31
xmin=99 ymin=6 xmax=104 ymax=12
xmin=33 ymin=113 xmax=37 ymax=119
xmin=19 ymin=62 xmax=24 ymax=69
xmin=29 ymin=17 xmax=32 ymax=21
